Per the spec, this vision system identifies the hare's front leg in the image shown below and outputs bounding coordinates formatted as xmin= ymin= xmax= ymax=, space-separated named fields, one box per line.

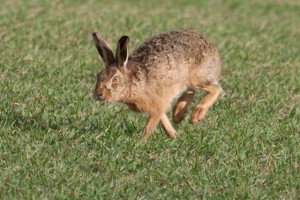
xmin=160 ymin=113 xmax=177 ymax=138
xmin=190 ymin=82 xmax=222 ymax=124
xmin=141 ymin=113 xmax=177 ymax=141
xmin=142 ymin=115 xmax=161 ymax=141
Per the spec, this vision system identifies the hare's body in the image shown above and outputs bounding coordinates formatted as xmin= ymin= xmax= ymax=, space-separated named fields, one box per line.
xmin=92 ymin=30 xmax=222 ymax=140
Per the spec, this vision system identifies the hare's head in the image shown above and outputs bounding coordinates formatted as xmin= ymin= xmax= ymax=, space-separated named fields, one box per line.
xmin=92 ymin=33 xmax=132 ymax=102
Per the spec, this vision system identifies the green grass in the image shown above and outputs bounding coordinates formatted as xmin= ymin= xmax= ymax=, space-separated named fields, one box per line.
xmin=1 ymin=0 xmax=299 ymax=199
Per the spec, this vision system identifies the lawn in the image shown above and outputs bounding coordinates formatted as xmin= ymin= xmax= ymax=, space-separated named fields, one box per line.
xmin=0 ymin=0 xmax=299 ymax=199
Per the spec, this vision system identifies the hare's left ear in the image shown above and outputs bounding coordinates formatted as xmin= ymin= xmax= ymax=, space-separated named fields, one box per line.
xmin=115 ymin=36 xmax=129 ymax=67
xmin=92 ymin=32 xmax=115 ymax=67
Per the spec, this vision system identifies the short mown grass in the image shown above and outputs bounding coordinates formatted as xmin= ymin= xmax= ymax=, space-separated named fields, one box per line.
xmin=1 ymin=0 xmax=299 ymax=199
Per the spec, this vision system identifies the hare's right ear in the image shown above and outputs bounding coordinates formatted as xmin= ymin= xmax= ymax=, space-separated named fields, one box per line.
xmin=92 ymin=32 xmax=115 ymax=67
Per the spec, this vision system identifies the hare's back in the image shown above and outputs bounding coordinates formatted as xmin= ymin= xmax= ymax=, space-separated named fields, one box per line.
xmin=130 ymin=30 xmax=217 ymax=68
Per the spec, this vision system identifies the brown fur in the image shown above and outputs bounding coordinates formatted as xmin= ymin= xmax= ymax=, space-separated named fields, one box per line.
xmin=92 ymin=30 xmax=222 ymax=141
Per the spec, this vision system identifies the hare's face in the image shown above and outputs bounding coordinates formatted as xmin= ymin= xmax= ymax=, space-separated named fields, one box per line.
xmin=92 ymin=33 xmax=129 ymax=102
xmin=93 ymin=66 xmax=126 ymax=102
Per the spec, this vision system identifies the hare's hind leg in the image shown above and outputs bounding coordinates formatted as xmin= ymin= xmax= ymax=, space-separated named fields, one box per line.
xmin=190 ymin=82 xmax=222 ymax=124
xmin=172 ymin=89 xmax=195 ymax=124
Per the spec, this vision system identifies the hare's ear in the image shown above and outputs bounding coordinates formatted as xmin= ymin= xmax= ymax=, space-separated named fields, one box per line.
xmin=115 ymin=36 xmax=129 ymax=67
xmin=92 ymin=32 xmax=115 ymax=67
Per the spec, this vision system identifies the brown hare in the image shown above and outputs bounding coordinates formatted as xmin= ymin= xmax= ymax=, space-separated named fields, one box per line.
xmin=92 ymin=30 xmax=222 ymax=141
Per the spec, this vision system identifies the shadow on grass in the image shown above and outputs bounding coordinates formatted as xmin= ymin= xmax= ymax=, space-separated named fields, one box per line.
xmin=0 ymin=107 xmax=140 ymax=139
xmin=0 ymin=108 xmax=104 ymax=135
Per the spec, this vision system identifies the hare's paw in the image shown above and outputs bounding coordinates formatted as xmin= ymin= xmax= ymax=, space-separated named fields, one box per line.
xmin=167 ymin=130 xmax=178 ymax=138
xmin=190 ymin=105 xmax=208 ymax=124
xmin=141 ymin=129 xmax=150 ymax=142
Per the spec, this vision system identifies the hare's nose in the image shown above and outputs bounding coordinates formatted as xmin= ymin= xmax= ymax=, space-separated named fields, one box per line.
xmin=93 ymin=91 xmax=103 ymax=101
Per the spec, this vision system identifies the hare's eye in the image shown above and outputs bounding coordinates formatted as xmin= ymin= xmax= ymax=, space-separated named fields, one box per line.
xmin=112 ymin=76 xmax=118 ymax=83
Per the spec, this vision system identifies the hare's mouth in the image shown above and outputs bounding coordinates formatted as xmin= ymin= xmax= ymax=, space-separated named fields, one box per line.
xmin=93 ymin=91 xmax=103 ymax=101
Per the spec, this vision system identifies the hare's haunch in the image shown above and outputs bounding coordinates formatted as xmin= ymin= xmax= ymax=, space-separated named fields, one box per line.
xmin=92 ymin=30 xmax=222 ymax=141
